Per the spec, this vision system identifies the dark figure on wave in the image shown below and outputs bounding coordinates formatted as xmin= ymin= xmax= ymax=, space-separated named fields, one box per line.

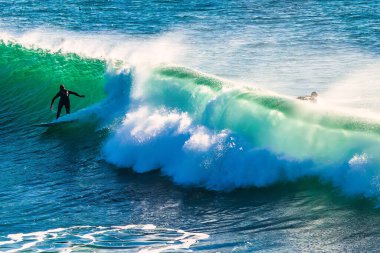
xmin=50 ymin=84 xmax=85 ymax=119
xmin=297 ymin=91 xmax=318 ymax=103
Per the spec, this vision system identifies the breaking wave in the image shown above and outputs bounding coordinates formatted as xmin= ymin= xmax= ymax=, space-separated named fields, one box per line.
xmin=2 ymin=30 xmax=380 ymax=203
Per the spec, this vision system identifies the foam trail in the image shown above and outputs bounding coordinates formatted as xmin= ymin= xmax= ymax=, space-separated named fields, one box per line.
xmin=0 ymin=225 xmax=208 ymax=253
xmin=56 ymin=68 xmax=133 ymax=126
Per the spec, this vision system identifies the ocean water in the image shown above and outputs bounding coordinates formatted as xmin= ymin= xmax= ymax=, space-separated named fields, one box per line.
xmin=1 ymin=0 xmax=380 ymax=252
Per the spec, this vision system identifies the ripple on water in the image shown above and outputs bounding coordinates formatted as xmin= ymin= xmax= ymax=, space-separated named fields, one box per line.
xmin=0 ymin=224 xmax=209 ymax=253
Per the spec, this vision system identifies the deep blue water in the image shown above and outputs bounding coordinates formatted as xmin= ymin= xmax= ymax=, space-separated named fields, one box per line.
xmin=1 ymin=1 xmax=380 ymax=252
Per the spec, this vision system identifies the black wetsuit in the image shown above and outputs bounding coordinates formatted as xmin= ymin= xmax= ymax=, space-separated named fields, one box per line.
xmin=52 ymin=89 xmax=81 ymax=118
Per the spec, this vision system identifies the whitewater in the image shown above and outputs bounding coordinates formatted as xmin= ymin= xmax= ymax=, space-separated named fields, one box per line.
xmin=1 ymin=1 xmax=380 ymax=252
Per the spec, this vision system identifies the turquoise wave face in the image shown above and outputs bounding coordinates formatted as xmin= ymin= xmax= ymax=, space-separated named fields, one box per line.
xmin=100 ymin=65 xmax=380 ymax=201
xmin=0 ymin=42 xmax=106 ymax=124
xmin=139 ymin=66 xmax=380 ymax=160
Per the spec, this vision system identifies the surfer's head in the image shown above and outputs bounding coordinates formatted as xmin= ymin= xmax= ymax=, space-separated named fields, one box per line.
xmin=60 ymin=84 xmax=65 ymax=91
xmin=311 ymin=91 xmax=318 ymax=97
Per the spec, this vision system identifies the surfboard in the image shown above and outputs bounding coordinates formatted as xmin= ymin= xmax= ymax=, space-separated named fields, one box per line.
xmin=34 ymin=120 xmax=78 ymax=127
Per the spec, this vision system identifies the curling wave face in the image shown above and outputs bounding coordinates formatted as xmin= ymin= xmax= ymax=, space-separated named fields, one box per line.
xmin=2 ymin=34 xmax=380 ymax=204
xmin=101 ymin=66 xmax=380 ymax=201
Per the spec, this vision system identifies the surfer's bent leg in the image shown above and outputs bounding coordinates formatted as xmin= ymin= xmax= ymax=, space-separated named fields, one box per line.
xmin=65 ymin=101 xmax=70 ymax=114
xmin=57 ymin=101 xmax=64 ymax=119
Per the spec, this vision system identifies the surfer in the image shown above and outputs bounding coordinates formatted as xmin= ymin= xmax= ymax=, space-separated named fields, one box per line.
xmin=50 ymin=84 xmax=85 ymax=119
xmin=297 ymin=91 xmax=318 ymax=103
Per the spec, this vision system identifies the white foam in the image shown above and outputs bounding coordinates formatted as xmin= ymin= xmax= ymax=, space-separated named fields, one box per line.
xmin=103 ymin=106 xmax=312 ymax=189
xmin=101 ymin=101 xmax=380 ymax=202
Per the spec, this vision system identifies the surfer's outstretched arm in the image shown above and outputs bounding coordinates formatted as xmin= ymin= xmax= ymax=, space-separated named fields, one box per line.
xmin=69 ymin=90 xmax=85 ymax=98
xmin=50 ymin=92 xmax=60 ymax=109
